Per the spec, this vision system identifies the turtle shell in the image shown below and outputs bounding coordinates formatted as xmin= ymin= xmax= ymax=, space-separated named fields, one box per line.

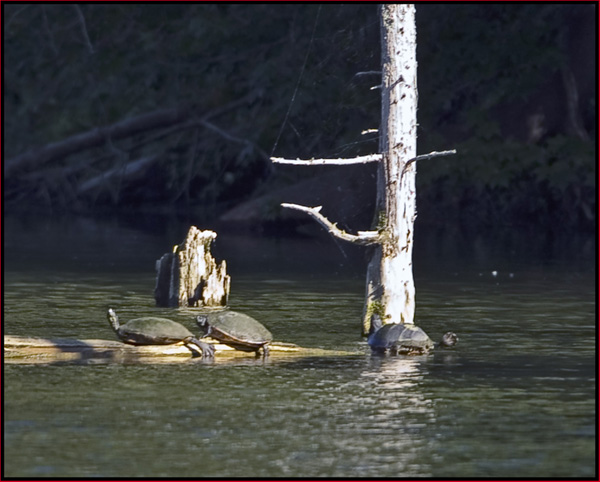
xmin=368 ymin=323 xmax=408 ymax=352
xmin=198 ymin=311 xmax=272 ymax=351
xmin=118 ymin=317 xmax=195 ymax=345
xmin=395 ymin=325 xmax=435 ymax=353
xmin=368 ymin=323 xmax=434 ymax=354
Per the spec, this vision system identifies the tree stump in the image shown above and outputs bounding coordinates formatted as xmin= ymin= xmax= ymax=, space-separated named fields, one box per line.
xmin=154 ymin=226 xmax=230 ymax=307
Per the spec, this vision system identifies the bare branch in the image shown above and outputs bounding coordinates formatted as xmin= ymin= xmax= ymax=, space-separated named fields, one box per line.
xmin=5 ymin=5 xmax=31 ymax=31
xmin=5 ymin=106 xmax=191 ymax=177
xmin=42 ymin=7 xmax=58 ymax=56
xmin=561 ymin=66 xmax=589 ymax=141
xmin=271 ymin=154 xmax=382 ymax=166
xmin=354 ymin=71 xmax=382 ymax=77
xmin=271 ymin=149 xmax=455 ymax=168
xmin=73 ymin=5 xmax=94 ymax=54
xmin=281 ymin=203 xmax=381 ymax=246
xmin=411 ymin=149 xmax=457 ymax=163
xmin=400 ymin=149 xmax=457 ymax=180
xmin=77 ymin=154 xmax=161 ymax=195
xmin=5 ymin=95 xmax=252 ymax=178
xmin=200 ymin=119 xmax=269 ymax=159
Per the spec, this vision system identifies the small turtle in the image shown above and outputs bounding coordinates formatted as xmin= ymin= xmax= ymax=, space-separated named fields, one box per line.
xmin=196 ymin=311 xmax=272 ymax=356
xmin=107 ymin=308 xmax=215 ymax=358
xmin=368 ymin=314 xmax=458 ymax=355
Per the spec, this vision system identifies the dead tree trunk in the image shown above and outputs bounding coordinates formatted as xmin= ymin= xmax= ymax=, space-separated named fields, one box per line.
xmin=366 ymin=4 xmax=418 ymax=329
xmin=271 ymin=5 xmax=455 ymax=335
xmin=154 ymin=226 xmax=230 ymax=308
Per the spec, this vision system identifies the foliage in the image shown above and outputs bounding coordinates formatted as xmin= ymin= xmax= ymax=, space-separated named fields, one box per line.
xmin=4 ymin=4 xmax=381 ymax=209
xmin=415 ymin=3 xmax=595 ymax=231
xmin=3 ymin=4 xmax=595 ymax=231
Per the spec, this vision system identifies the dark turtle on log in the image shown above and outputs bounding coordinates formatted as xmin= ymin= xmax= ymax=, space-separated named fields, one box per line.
xmin=367 ymin=314 xmax=458 ymax=355
xmin=196 ymin=311 xmax=272 ymax=356
xmin=107 ymin=308 xmax=215 ymax=358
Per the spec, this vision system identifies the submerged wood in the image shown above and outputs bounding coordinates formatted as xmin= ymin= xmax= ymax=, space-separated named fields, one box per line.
xmin=154 ymin=226 xmax=230 ymax=308
xmin=4 ymin=335 xmax=356 ymax=364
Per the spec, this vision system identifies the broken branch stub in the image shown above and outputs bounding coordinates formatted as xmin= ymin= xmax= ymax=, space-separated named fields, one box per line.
xmin=154 ymin=226 xmax=230 ymax=308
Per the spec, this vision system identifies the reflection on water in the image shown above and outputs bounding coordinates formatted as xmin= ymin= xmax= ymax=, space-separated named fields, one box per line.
xmin=3 ymin=214 xmax=596 ymax=478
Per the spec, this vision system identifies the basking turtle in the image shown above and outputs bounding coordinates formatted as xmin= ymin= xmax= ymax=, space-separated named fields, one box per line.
xmin=367 ymin=314 xmax=458 ymax=355
xmin=196 ymin=311 xmax=272 ymax=356
xmin=107 ymin=308 xmax=215 ymax=358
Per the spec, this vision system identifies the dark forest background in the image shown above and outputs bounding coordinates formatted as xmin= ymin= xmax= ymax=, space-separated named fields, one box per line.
xmin=3 ymin=4 xmax=596 ymax=234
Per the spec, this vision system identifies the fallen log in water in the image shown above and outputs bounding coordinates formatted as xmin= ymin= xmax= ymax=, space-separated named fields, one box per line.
xmin=4 ymin=335 xmax=357 ymax=364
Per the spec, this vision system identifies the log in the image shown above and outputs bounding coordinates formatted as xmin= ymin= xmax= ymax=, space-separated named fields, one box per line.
xmin=77 ymin=154 xmax=160 ymax=195
xmin=154 ymin=226 xmax=230 ymax=308
xmin=4 ymin=94 xmax=253 ymax=178
xmin=3 ymin=335 xmax=356 ymax=364
xmin=4 ymin=106 xmax=191 ymax=177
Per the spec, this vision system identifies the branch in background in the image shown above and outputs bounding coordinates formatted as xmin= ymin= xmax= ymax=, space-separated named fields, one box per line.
xmin=16 ymin=121 xmax=201 ymax=188
xmin=73 ymin=5 xmax=94 ymax=54
xmin=42 ymin=7 xmax=59 ymax=56
xmin=281 ymin=203 xmax=381 ymax=246
xmin=561 ymin=66 xmax=589 ymax=141
xmin=5 ymin=94 xmax=253 ymax=178
xmin=4 ymin=106 xmax=192 ymax=177
xmin=200 ymin=119 xmax=269 ymax=160
xmin=271 ymin=154 xmax=382 ymax=166
xmin=77 ymin=154 xmax=162 ymax=195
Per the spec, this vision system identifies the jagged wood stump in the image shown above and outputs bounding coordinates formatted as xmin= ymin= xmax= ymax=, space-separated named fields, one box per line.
xmin=154 ymin=226 xmax=230 ymax=307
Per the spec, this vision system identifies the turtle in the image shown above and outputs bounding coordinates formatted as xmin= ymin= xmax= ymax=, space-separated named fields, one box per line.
xmin=196 ymin=311 xmax=273 ymax=356
xmin=367 ymin=314 xmax=458 ymax=355
xmin=107 ymin=308 xmax=215 ymax=358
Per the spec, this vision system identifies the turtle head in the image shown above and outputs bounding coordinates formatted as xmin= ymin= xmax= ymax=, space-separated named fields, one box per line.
xmin=107 ymin=308 xmax=120 ymax=331
xmin=366 ymin=313 xmax=384 ymax=347
xmin=369 ymin=313 xmax=383 ymax=335
xmin=196 ymin=315 xmax=210 ymax=335
xmin=440 ymin=331 xmax=458 ymax=348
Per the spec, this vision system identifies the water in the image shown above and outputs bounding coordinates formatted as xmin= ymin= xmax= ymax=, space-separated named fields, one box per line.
xmin=3 ymin=214 xmax=596 ymax=478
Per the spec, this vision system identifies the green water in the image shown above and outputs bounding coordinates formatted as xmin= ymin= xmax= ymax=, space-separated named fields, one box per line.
xmin=3 ymin=215 xmax=596 ymax=478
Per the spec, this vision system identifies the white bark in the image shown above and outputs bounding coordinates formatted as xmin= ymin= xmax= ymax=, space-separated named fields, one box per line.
xmin=154 ymin=226 xmax=230 ymax=307
xmin=281 ymin=203 xmax=381 ymax=246
xmin=271 ymin=154 xmax=381 ymax=166
xmin=377 ymin=4 xmax=418 ymax=325
xmin=272 ymin=150 xmax=454 ymax=169
xmin=274 ymin=5 xmax=456 ymax=335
